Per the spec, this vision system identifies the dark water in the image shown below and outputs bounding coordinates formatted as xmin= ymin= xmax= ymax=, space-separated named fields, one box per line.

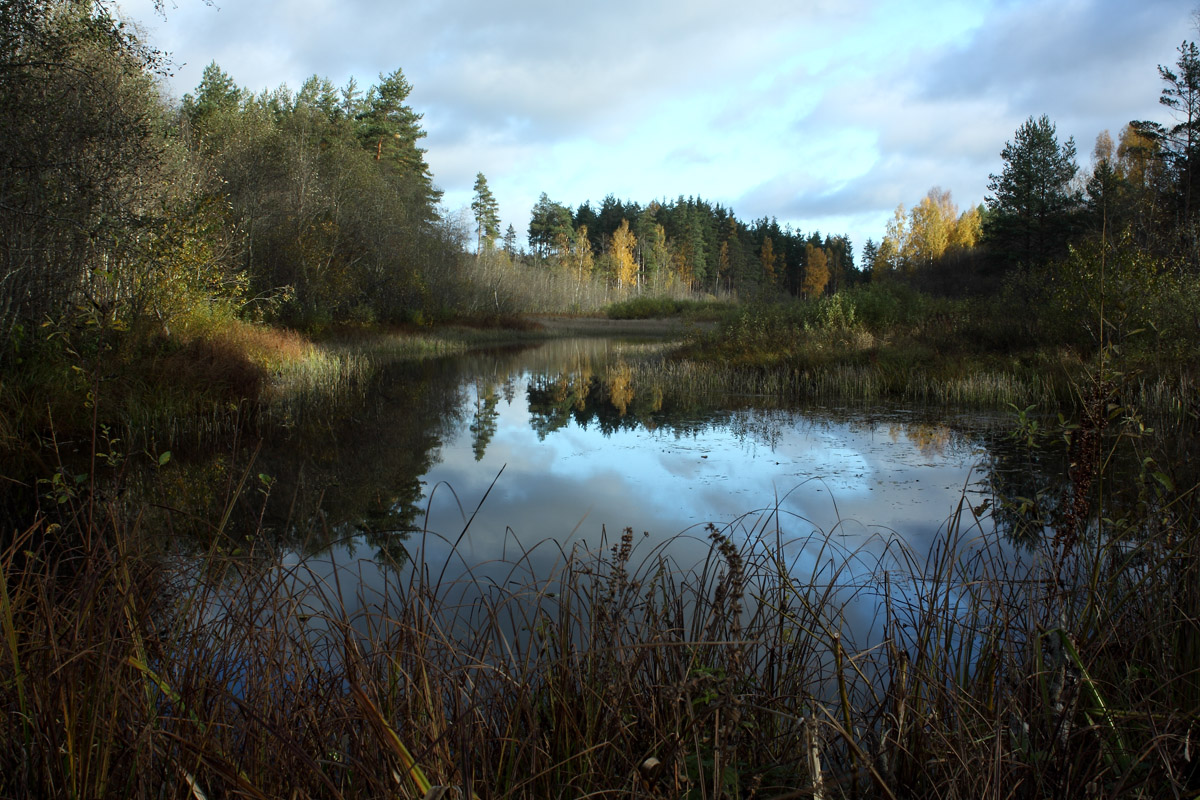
xmin=148 ymin=337 xmax=1048 ymax=637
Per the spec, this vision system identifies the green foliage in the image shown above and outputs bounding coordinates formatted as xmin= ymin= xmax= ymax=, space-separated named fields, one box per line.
xmin=471 ymin=172 xmax=501 ymax=252
xmin=184 ymin=66 xmax=457 ymax=329
xmin=985 ymin=114 xmax=1082 ymax=267
xmin=525 ymin=194 xmax=861 ymax=297
xmin=528 ymin=192 xmax=575 ymax=257
xmin=0 ymin=0 xmax=171 ymax=363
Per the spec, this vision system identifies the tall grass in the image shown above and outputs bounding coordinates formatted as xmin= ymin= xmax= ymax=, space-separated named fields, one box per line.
xmin=677 ymin=284 xmax=1200 ymax=412
xmin=624 ymin=357 xmax=1069 ymax=410
xmin=3 ymin=413 xmax=1197 ymax=797
xmin=2 ymin=314 xmax=517 ymax=459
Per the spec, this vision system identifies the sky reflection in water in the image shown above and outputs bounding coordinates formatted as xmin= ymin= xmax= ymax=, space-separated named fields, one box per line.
xmin=295 ymin=340 xmax=1011 ymax=643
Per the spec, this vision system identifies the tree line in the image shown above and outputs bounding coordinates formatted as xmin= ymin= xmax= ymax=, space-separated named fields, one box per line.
xmin=5 ymin=0 xmax=1199 ymax=373
xmin=470 ymin=185 xmax=861 ymax=299
xmin=863 ymin=39 xmax=1200 ymax=298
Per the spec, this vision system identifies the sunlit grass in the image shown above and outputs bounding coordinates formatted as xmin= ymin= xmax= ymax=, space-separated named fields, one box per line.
xmin=623 ymin=355 xmax=1070 ymax=410
xmin=671 ymin=285 xmax=1200 ymax=412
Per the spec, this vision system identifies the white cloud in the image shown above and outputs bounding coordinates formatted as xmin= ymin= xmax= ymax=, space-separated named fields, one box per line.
xmin=121 ymin=0 xmax=1196 ymax=252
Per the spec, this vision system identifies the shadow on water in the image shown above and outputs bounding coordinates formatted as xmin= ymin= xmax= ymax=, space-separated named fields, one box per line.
xmin=139 ymin=340 xmax=1032 ymax=644
xmin=11 ymin=335 xmax=1194 ymax=609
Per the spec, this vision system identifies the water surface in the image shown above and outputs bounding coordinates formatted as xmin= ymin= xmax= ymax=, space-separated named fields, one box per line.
xmin=222 ymin=338 xmax=1025 ymax=619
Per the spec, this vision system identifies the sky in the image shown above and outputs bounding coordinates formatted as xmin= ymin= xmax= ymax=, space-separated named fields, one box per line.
xmin=119 ymin=0 xmax=1196 ymax=257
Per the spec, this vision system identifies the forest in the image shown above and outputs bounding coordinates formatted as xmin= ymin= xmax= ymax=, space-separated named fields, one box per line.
xmin=4 ymin=0 xmax=1200 ymax=432
xmin=4 ymin=1 xmax=1200 ymax=798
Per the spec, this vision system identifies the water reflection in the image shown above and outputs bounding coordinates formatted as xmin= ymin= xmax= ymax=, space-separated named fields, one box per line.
xmin=387 ymin=342 xmax=1008 ymax=585
xmin=146 ymin=339 xmax=1047 ymax=592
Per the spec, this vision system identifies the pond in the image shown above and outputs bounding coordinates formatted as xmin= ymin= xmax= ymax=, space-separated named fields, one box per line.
xmin=158 ymin=336 xmax=1048 ymax=647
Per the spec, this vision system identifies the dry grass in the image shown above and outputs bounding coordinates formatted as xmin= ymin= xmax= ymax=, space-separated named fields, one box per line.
xmin=3 ymin=409 xmax=1198 ymax=799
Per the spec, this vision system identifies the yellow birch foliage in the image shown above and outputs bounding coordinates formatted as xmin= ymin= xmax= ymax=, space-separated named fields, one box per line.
xmin=760 ymin=236 xmax=777 ymax=288
xmin=609 ymin=219 xmax=638 ymax=288
xmin=802 ymin=244 xmax=829 ymax=298
xmin=1117 ymin=123 xmax=1160 ymax=189
xmin=951 ymin=205 xmax=982 ymax=250
xmin=880 ymin=188 xmax=980 ymax=274
xmin=906 ymin=188 xmax=955 ymax=267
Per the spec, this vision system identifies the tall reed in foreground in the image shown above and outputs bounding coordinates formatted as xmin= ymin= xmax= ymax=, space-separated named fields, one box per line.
xmin=1 ymin=441 xmax=1197 ymax=798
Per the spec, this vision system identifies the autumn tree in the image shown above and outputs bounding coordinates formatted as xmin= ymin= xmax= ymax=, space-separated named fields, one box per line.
xmin=608 ymin=219 xmax=638 ymax=288
xmin=879 ymin=189 xmax=981 ymax=279
xmin=906 ymin=188 xmax=956 ymax=268
xmin=759 ymin=236 xmax=778 ymax=289
xmin=802 ymin=244 xmax=829 ymax=298
xmin=875 ymin=205 xmax=907 ymax=277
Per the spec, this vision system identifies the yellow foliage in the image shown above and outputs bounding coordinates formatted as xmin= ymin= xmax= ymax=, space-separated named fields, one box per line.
xmin=802 ymin=244 xmax=829 ymax=299
xmin=952 ymin=206 xmax=982 ymax=250
xmin=609 ymin=219 xmax=638 ymax=288
xmin=760 ymin=236 xmax=777 ymax=288
xmin=604 ymin=364 xmax=634 ymax=415
xmin=880 ymin=188 xmax=980 ymax=274
xmin=1117 ymin=123 xmax=1161 ymax=190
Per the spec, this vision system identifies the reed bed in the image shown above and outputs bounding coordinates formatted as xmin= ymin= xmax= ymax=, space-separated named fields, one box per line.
xmin=3 ymin=448 xmax=1198 ymax=798
xmin=629 ymin=357 xmax=1069 ymax=411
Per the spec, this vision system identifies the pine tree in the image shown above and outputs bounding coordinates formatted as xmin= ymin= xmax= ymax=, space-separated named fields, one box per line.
xmin=861 ymin=238 xmax=879 ymax=277
xmin=985 ymin=115 xmax=1080 ymax=266
xmin=471 ymin=172 xmax=501 ymax=253
xmin=528 ymin=193 xmax=574 ymax=258
xmin=358 ymin=69 xmax=439 ymax=207
xmin=1158 ymin=41 xmax=1200 ymax=252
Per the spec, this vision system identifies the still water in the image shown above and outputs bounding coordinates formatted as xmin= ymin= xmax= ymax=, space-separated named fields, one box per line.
xmin=210 ymin=336 xmax=1027 ymax=633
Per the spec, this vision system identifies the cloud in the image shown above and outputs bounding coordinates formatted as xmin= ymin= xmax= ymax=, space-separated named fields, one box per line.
xmin=121 ymin=0 xmax=1198 ymax=253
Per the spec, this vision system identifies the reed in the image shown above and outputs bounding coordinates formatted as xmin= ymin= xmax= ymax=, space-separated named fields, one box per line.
xmin=2 ymin=408 xmax=1197 ymax=798
xmin=672 ymin=286 xmax=1200 ymax=412
xmin=623 ymin=355 xmax=1070 ymax=411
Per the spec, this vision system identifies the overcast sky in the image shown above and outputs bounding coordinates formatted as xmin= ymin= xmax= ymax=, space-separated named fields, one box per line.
xmin=120 ymin=0 xmax=1195 ymax=255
